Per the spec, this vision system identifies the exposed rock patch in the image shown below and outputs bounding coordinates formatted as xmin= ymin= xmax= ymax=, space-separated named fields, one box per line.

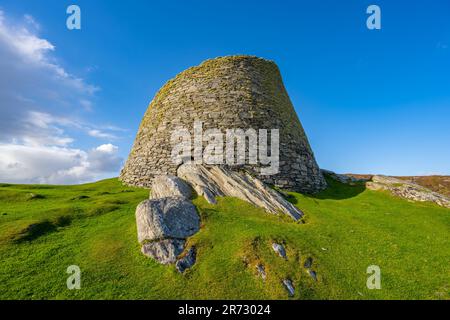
xmin=256 ymin=264 xmax=267 ymax=281
xmin=308 ymin=270 xmax=318 ymax=282
xmin=282 ymin=279 xmax=295 ymax=297
xmin=178 ymin=163 xmax=303 ymax=220
xmin=271 ymin=243 xmax=287 ymax=259
xmin=366 ymin=175 xmax=450 ymax=208
xmin=176 ymin=246 xmax=197 ymax=273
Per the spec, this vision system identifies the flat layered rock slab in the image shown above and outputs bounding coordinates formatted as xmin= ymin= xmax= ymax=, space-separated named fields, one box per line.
xmin=178 ymin=163 xmax=303 ymax=220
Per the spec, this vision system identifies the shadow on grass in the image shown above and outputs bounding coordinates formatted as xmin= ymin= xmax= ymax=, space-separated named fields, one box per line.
xmin=15 ymin=216 xmax=72 ymax=243
xmin=309 ymin=177 xmax=366 ymax=200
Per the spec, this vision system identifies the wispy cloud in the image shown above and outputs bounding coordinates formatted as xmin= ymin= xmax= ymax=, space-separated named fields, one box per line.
xmin=0 ymin=10 xmax=124 ymax=184
xmin=88 ymin=129 xmax=118 ymax=140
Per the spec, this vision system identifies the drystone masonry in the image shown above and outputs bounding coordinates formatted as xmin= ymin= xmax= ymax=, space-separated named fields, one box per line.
xmin=120 ymin=55 xmax=326 ymax=193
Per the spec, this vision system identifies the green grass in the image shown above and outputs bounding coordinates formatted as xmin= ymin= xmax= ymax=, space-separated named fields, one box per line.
xmin=0 ymin=177 xmax=448 ymax=300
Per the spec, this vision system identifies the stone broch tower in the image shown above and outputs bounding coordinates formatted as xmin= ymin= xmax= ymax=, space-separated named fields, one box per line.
xmin=120 ymin=56 xmax=326 ymax=193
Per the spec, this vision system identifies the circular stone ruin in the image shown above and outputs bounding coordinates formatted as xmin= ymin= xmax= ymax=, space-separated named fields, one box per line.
xmin=120 ymin=55 xmax=326 ymax=194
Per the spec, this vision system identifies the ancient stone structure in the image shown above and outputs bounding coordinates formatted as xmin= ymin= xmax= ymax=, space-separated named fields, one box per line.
xmin=120 ymin=55 xmax=326 ymax=193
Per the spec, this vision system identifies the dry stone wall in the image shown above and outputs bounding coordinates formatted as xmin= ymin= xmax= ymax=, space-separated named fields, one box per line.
xmin=120 ymin=55 xmax=326 ymax=193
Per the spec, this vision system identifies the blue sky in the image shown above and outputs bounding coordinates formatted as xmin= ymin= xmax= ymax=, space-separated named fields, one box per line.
xmin=0 ymin=0 xmax=449 ymax=183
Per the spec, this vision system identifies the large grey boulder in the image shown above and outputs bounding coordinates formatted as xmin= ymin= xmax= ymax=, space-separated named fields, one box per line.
xmin=177 ymin=163 xmax=303 ymax=220
xmin=141 ymin=239 xmax=185 ymax=265
xmin=367 ymin=175 xmax=450 ymax=208
xmin=150 ymin=175 xmax=192 ymax=199
xmin=136 ymin=197 xmax=200 ymax=243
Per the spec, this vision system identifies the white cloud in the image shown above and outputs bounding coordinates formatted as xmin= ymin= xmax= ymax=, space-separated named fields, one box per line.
xmin=0 ymin=10 xmax=98 ymax=145
xmin=0 ymin=143 xmax=123 ymax=185
xmin=88 ymin=129 xmax=118 ymax=140
xmin=0 ymin=11 xmax=125 ymax=184
xmin=96 ymin=144 xmax=118 ymax=153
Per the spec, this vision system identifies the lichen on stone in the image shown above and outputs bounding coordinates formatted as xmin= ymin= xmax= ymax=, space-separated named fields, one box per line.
xmin=120 ymin=55 xmax=326 ymax=193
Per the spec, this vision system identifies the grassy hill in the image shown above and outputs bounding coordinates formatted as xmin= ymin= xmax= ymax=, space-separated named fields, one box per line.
xmin=0 ymin=177 xmax=448 ymax=300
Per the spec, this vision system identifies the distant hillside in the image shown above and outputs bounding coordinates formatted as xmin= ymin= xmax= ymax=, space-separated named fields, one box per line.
xmin=347 ymin=174 xmax=450 ymax=197
xmin=396 ymin=176 xmax=450 ymax=197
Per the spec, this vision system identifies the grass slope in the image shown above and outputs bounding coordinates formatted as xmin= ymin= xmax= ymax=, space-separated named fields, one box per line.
xmin=0 ymin=177 xmax=448 ymax=300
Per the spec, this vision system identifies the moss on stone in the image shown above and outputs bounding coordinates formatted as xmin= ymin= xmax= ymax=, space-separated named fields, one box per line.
xmin=121 ymin=55 xmax=326 ymax=193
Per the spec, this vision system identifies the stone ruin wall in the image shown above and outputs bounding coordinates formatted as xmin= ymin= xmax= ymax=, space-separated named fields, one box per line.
xmin=120 ymin=56 xmax=326 ymax=193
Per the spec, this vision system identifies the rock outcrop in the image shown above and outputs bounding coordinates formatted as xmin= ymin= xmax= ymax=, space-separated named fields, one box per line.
xmin=178 ymin=163 xmax=303 ymax=220
xmin=366 ymin=175 xmax=450 ymax=208
xmin=136 ymin=164 xmax=306 ymax=269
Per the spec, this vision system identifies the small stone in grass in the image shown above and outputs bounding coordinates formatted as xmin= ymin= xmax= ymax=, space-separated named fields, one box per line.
xmin=308 ymin=270 xmax=318 ymax=282
xmin=176 ymin=246 xmax=196 ymax=273
xmin=256 ymin=264 xmax=266 ymax=281
xmin=282 ymin=279 xmax=295 ymax=297
xmin=272 ymin=243 xmax=287 ymax=259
